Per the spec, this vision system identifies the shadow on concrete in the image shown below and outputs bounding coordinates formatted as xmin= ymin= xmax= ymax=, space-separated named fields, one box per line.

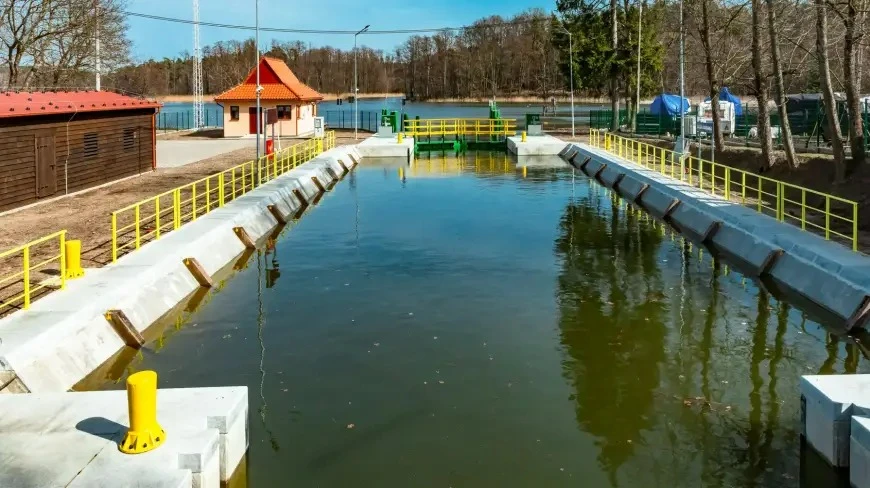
xmin=75 ymin=417 xmax=126 ymax=442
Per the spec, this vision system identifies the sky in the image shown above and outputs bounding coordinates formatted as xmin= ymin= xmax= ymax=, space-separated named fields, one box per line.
xmin=125 ymin=0 xmax=555 ymax=62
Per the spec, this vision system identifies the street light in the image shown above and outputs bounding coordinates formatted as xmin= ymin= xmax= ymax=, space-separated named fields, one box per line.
xmin=354 ymin=24 xmax=370 ymax=140
xmin=557 ymin=23 xmax=575 ymax=138
xmin=255 ymin=0 xmax=261 ymax=165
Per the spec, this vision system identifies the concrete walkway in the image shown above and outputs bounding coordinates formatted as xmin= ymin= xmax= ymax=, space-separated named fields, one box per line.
xmin=156 ymin=139 xmax=256 ymax=169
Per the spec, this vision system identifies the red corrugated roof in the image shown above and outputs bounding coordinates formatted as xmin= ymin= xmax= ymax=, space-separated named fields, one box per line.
xmin=214 ymin=57 xmax=323 ymax=102
xmin=0 ymin=90 xmax=161 ymax=119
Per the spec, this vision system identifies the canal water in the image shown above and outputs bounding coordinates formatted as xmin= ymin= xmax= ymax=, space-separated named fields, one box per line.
xmin=103 ymin=152 xmax=865 ymax=487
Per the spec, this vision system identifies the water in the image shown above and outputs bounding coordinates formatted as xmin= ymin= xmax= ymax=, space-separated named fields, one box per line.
xmin=100 ymin=153 xmax=866 ymax=487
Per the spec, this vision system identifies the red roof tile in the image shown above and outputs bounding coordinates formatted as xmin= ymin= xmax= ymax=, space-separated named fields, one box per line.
xmin=0 ymin=90 xmax=161 ymax=120
xmin=214 ymin=57 xmax=323 ymax=102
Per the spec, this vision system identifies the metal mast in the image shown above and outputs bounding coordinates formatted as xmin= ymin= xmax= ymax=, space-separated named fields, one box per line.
xmin=192 ymin=0 xmax=204 ymax=129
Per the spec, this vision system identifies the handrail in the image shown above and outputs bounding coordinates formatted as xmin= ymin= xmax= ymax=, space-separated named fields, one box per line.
xmin=110 ymin=132 xmax=336 ymax=262
xmin=588 ymin=129 xmax=860 ymax=251
xmin=403 ymin=118 xmax=517 ymax=137
xmin=0 ymin=230 xmax=66 ymax=315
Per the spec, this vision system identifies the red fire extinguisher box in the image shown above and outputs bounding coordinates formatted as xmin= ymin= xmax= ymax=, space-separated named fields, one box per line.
xmin=265 ymin=139 xmax=274 ymax=155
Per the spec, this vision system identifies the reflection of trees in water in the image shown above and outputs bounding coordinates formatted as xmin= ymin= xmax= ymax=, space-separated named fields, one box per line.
xmin=554 ymin=188 xmax=667 ymax=485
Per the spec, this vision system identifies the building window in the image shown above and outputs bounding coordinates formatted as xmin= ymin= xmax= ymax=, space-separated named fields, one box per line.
xmin=277 ymin=105 xmax=293 ymax=120
xmin=123 ymin=128 xmax=135 ymax=150
xmin=83 ymin=133 xmax=98 ymax=159
xmin=230 ymin=106 xmax=239 ymax=121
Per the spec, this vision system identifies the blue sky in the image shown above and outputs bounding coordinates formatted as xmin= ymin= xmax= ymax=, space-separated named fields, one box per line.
xmin=125 ymin=0 xmax=555 ymax=62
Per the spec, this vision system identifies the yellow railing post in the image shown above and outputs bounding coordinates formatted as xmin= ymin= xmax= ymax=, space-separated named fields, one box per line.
xmin=219 ymin=173 xmax=225 ymax=207
xmin=724 ymin=167 xmax=731 ymax=200
xmin=111 ymin=213 xmax=118 ymax=262
xmin=854 ymin=203 xmax=859 ymax=251
xmin=192 ymin=184 xmax=198 ymax=220
xmin=134 ymin=205 xmax=141 ymax=250
xmin=742 ymin=172 xmax=746 ymax=204
xmin=22 ymin=246 xmax=30 ymax=309
xmin=801 ymin=191 xmax=806 ymax=230
xmin=659 ymin=148 xmax=665 ymax=174
xmin=757 ymin=179 xmax=762 ymax=213
xmin=155 ymin=198 xmax=161 ymax=240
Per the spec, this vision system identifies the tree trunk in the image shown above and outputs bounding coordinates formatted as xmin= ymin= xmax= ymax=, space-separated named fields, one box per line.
xmin=765 ymin=0 xmax=798 ymax=168
xmin=751 ymin=0 xmax=774 ymax=170
xmin=699 ymin=0 xmax=724 ymax=151
xmin=815 ymin=0 xmax=847 ymax=180
xmin=842 ymin=0 xmax=866 ymax=167
xmin=610 ymin=0 xmax=620 ymax=131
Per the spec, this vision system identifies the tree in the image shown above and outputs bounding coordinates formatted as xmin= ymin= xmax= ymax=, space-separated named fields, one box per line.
xmin=750 ymin=0 xmax=774 ymax=170
xmin=832 ymin=0 xmax=866 ymax=167
xmin=766 ymin=0 xmax=798 ymax=168
xmin=815 ymin=0 xmax=847 ymax=180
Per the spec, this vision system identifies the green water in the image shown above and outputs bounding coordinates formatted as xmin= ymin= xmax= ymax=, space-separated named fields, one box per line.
xmin=105 ymin=152 xmax=866 ymax=487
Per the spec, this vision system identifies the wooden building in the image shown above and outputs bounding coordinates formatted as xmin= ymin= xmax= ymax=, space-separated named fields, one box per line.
xmin=214 ymin=57 xmax=323 ymax=138
xmin=0 ymin=90 xmax=160 ymax=212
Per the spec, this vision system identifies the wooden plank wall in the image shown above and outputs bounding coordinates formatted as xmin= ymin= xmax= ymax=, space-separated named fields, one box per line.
xmin=0 ymin=111 xmax=155 ymax=212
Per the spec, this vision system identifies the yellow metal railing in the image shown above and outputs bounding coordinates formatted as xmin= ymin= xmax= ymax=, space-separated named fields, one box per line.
xmin=0 ymin=230 xmax=66 ymax=314
xmin=588 ymin=129 xmax=860 ymax=251
xmin=111 ymin=132 xmax=336 ymax=262
xmin=403 ymin=118 xmax=517 ymax=137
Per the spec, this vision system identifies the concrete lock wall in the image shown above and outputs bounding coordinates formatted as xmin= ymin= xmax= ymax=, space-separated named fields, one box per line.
xmin=0 ymin=146 xmax=362 ymax=394
xmin=563 ymin=142 xmax=870 ymax=330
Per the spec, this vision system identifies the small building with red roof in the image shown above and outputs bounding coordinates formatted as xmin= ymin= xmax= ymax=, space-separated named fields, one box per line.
xmin=0 ymin=90 xmax=160 ymax=212
xmin=214 ymin=56 xmax=323 ymax=138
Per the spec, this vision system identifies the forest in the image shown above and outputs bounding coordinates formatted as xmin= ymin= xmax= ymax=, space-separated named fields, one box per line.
xmin=1 ymin=0 xmax=868 ymax=172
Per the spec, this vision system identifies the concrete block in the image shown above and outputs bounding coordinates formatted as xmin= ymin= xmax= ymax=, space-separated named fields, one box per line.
xmin=356 ymin=136 xmax=414 ymax=159
xmin=638 ymin=186 xmax=681 ymax=218
xmin=615 ymin=174 xmax=649 ymax=202
xmin=853 ymin=416 xmax=870 ymax=488
xmin=770 ymin=253 xmax=869 ymax=324
xmin=219 ymin=406 xmax=248 ymax=481
xmin=801 ymin=375 xmax=870 ymax=467
xmin=669 ymin=202 xmax=722 ymax=242
xmin=598 ymin=165 xmax=624 ymax=189
xmin=507 ymin=135 xmax=568 ymax=156
xmin=708 ymin=224 xmax=783 ymax=275
xmin=570 ymin=154 xmax=592 ymax=171
xmin=562 ymin=146 xmax=579 ymax=163
xmin=583 ymin=159 xmax=606 ymax=178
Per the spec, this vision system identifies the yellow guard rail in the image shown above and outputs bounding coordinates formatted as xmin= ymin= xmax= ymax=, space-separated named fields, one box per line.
xmin=0 ymin=230 xmax=66 ymax=315
xmin=111 ymin=132 xmax=336 ymax=262
xmin=403 ymin=118 xmax=517 ymax=137
xmin=589 ymin=129 xmax=860 ymax=251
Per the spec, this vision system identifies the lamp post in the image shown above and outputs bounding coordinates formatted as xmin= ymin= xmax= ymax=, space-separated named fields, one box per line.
xmin=354 ymin=25 xmax=370 ymax=140
xmin=255 ymin=0 xmax=261 ymax=166
xmin=557 ymin=23 xmax=575 ymax=138
xmin=676 ymin=0 xmax=686 ymax=155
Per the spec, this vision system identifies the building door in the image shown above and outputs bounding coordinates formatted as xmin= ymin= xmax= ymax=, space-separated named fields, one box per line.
xmin=249 ymin=107 xmax=261 ymax=135
xmin=35 ymin=134 xmax=56 ymax=198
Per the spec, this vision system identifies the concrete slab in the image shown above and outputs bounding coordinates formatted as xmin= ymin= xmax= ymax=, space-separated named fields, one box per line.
xmin=852 ymin=416 xmax=870 ymax=488
xmin=0 ymin=386 xmax=247 ymax=488
xmin=598 ymin=165 xmax=624 ymax=189
xmin=157 ymin=139 xmax=255 ymax=169
xmin=638 ymin=186 xmax=681 ymax=218
xmin=801 ymin=375 xmax=870 ymax=467
xmin=708 ymin=225 xmax=783 ymax=275
xmin=669 ymin=202 xmax=722 ymax=242
xmin=614 ymin=174 xmax=649 ymax=203
xmin=769 ymin=253 xmax=869 ymax=322
xmin=506 ymin=135 xmax=568 ymax=156
xmin=583 ymin=159 xmax=606 ymax=178
xmin=356 ymin=136 xmax=414 ymax=160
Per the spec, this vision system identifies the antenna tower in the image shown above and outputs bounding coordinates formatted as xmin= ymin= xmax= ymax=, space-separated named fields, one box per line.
xmin=192 ymin=0 xmax=204 ymax=129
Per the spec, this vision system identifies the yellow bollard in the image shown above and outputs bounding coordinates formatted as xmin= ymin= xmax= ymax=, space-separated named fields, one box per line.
xmin=65 ymin=239 xmax=84 ymax=279
xmin=119 ymin=370 xmax=166 ymax=454
xmin=397 ymin=132 xmax=404 ymax=144
xmin=521 ymin=131 xmax=527 ymax=142
xmin=522 ymin=166 xmax=527 ymax=178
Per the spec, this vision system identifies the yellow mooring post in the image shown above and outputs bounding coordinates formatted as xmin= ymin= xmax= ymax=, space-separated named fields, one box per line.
xmin=397 ymin=132 xmax=404 ymax=144
xmin=64 ymin=239 xmax=85 ymax=279
xmin=521 ymin=131 xmax=527 ymax=142
xmin=119 ymin=370 xmax=166 ymax=454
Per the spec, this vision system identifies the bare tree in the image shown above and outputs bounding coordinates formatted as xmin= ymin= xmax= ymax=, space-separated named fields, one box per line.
xmin=751 ymin=0 xmax=775 ymax=170
xmin=766 ymin=0 xmax=798 ymax=168
xmin=832 ymin=0 xmax=866 ymax=166
xmin=698 ymin=0 xmax=725 ymax=150
xmin=816 ymin=0 xmax=847 ymax=180
xmin=610 ymin=0 xmax=620 ymax=131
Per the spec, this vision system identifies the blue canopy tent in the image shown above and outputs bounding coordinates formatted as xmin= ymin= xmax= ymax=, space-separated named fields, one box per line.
xmin=649 ymin=94 xmax=690 ymax=116
xmin=703 ymin=87 xmax=743 ymax=115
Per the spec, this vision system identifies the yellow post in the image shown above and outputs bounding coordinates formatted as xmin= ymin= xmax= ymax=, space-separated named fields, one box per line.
xmin=64 ymin=240 xmax=85 ymax=279
xmin=155 ymin=198 xmax=161 ymax=239
xmin=522 ymin=131 xmax=527 ymax=142
xmin=523 ymin=166 xmax=527 ymax=178
xmin=398 ymin=132 xmax=404 ymax=144
xmin=22 ymin=246 xmax=30 ymax=309
xmin=59 ymin=231 xmax=66 ymax=290
xmin=111 ymin=213 xmax=118 ymax=263
xmin=119 ymin=370 xmax=166 ymax=454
